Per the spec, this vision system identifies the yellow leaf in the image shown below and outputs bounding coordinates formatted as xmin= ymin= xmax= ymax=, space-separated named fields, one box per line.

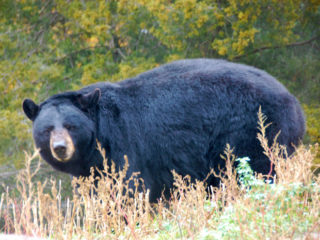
xmin=87 ymin=36 xmax=99 ymax=48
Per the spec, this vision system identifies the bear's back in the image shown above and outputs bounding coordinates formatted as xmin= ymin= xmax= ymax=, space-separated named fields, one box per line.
xmin=118 ymin=58 xmax=288 ymax=97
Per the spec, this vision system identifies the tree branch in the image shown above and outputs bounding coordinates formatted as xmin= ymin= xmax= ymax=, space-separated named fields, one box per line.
xmin=52 ymin=45 xmax=109 ymax=63
xmin=233 ymin=35 xmax=320 ymax=60
xmin=52 ymin=44 xmax=127 ymax=63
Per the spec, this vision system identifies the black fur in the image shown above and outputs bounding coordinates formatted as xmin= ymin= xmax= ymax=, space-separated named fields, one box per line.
xmin=23 ymin=59 xmax=305 ymax=202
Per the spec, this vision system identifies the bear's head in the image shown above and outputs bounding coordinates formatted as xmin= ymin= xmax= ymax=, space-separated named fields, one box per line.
xmin=22 ymin=88 xmax=101 ymax=174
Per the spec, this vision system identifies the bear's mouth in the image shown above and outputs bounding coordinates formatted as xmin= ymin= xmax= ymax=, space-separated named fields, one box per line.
xmin=50 ymin=129 xmax=75 ymax=162
xmin=52 ymin=149 xmax=69 ymax=162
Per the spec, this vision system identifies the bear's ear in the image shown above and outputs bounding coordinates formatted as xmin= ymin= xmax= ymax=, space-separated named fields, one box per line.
xmin=22 ymin=99 xmax=40 ymax=121
xmin=77 ymin=88 xmax=101 ymax=109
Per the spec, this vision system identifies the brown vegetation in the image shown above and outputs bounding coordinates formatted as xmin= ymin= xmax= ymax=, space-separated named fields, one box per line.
xmin=0 ymin=113 xmax=319 ymax=239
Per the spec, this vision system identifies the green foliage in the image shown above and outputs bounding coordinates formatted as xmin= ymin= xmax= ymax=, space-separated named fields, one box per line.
xmin=304 ymin=105 xmax=320 ymax=143
xmin=0 ymin=0 xmax=319 ymax=167
xmin=303 ymin=104 xmax=320 ymax=165
xmin=236 ymin=157 xmax=265 ymax=189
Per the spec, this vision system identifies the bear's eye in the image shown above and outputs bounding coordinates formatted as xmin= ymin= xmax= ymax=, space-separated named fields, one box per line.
xmin=64 ymin=124 xmax=76 ymax=131
xmin=43 ymin=126 xmax=53 ymax=135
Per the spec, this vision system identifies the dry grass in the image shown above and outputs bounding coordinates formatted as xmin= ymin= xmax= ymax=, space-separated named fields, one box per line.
xmin=0 ymin=110 xmax=319 ymax=239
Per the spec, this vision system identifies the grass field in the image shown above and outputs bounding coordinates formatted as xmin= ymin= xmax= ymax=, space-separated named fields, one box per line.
xmin=0 ymin=112 xmax=319 ymax=240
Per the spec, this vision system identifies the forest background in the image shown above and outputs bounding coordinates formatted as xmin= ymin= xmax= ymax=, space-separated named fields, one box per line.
xmin=0 ymin=0 xmax=319 ymax=171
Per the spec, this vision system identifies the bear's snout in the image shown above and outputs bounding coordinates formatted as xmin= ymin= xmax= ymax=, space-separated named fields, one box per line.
xmin=53 ymin=141 xmax=67 ymax=157
xmin=50 ymin=128 xmax=75 ymax=162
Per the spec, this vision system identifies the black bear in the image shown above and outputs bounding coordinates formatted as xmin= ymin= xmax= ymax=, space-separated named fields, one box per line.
xmin=23 ymin=59 xmax=305 ymax=202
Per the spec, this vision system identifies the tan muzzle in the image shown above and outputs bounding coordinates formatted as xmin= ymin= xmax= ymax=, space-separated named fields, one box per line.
xmin=50 ymin=128 xmax=75 ymax=162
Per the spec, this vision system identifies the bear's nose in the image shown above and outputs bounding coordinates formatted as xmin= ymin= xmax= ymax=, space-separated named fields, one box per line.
xmin=53 ymin=141 xmax=67 ymax=157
